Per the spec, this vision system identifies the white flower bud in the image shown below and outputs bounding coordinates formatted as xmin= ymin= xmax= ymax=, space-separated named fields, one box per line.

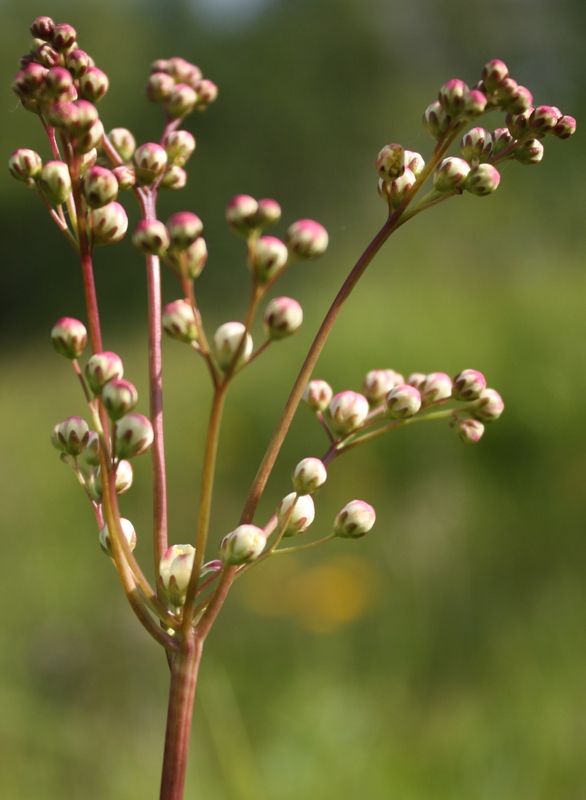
xmin=277 ymin=493 xmax=315 ymax=536
xmin=334 ymin=500 xmax=376 ymax=538
xmin=328 ymin=391 xmax=369 ymax=435
xmin=99 ymin=517 xmax=137 ymax=557
xmin=159 ymin=544 xmax=195 ymax=606
xmin=220 ymin=525 xmax=266 ymax=565
xmin=292 ymin=458 xmax=327 ymax=494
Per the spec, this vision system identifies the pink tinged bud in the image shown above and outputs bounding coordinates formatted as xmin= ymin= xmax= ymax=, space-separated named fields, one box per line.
xmin=226 ymin=194 xmax=259 ymax=235
xmin=91 ymin=201 xmax=128 ymax=245
xmin=250 ymin=235 xmax=289 ymax=283
xmin=51 ymin=23 xmax=76 ymax=52
xmin=162 ymin=299 xmax=199 ymax=343
xmin=79 ymin=67 xmax=109 ymax=103
xmin=389 ymin=167 xmax=416 ymax=207
xmin=498 ymin=80 xmax=533 ymax=114
xmin=212 ymin=322 xmax=253 ymax=370
xmin=151 ymin=59 xmax=170 ymax=74
xmin=254 ymin=198 xmax=281 ymax=227
xmin=146 ymin=71 xmax=176 ymax=103
xmin=114 ymin=460 xmax=134 ymax=494
xmin=452 ymin=369 xmax=487 ymax=401
xmin=362 ymin=369 xmax=405 ymax=405
xmin=458 ymin=418 xmax=485 ymax=444
xmin=51 ymin=317 xmax=87 ymax=359
xmin=132 ymin=220 xmax=170 ymax=256
xmin=491 ymin=127 xmax=515 ymax=157
xmin=85 ymin=351 xmax=124 ymax=395
xmin=286 ymin=219 xmax=329 ymax=259
xmin=433 ymin=157 xmax=471 ymax=193
xmin=8 ymin=148 xmax=43 ymax=183
xmin=167 ymin=57 xmax=202 ymax=85
xmin=419 ymin=372 xmax=453 ymax=403
xmin=80 ymin=431 xmax=101 ymax=466
xmin=220 ymin=525 xmax=266 ymax=565
xmin=292 ymin=457 xmax=327 ymax=494
xmin=328 ymin=391 xmax=370 ymax=435
xmin=303 ymin=379 xmax=333 ymax=411
xmin=64 ymin=49 xmax=91 ymax=78
xmin=133 ymin=143 xmax=168 ymax=184
xmin=115 ymin=413 xmax=154 ymax=458
xmin=76 ymin=119 xmax=104 ymax=155
xmin=99 ymin=517 xmax=137 ymax=558
xmin=73 ymin=100 xmax=99 ymax=132
xmin=39 ymin=160 xmax=71 ymax=205
xmin=472 ymin=388 xmax=504 ymax=422
xmin=407 ymin=372 xmax=427 ymax=390
xmin=552 ymin=115 xmax=577 ymax=139
xmin=12 ymin=62 xmax=48 ymax=97
xmin=263 ymin=296 xmax=303 ymax=340
xmin=160 ymin=166 xmax=187 ymax=190
xmin=183 ymin=237 xmax=208 ymax=279
xmin=31 ymin=16 xmax=55 ymax=40
xmin=112 ymin=165 xmax=136 ymax=191
xmin=403 ymin=150 xmax=425 ymax=176
xmin=464 ymin=164 xmax=501 ymax=196
xmin=195 ymin=79 xmax=218 ymax=108
xmin=164 ymin=130 xmax=196 ymax=166
xmin=506 ymin=108 xmax=533 ymax=139
xmin=438 ymin=79 xmax=469 ymax=116
xmin=385 ymin=384 xmax=422 ymax=418
xmin=513 ymin=139 xmax=544 ymax=165
xmin=108 ymin=128 xmax=137 ymax=162
xmin=58 ymin=416 xmax=90 ymax=455
xmin=481 ymin=60 xmax=509 ymax=92
xmin=461 ymin=89 xmax=488 ymax=117
xmin=333 ymin=500 xmax=376 ymax=538
xmin=529 ymin=105 xmax=561 ymax=136
xmin=277 ymin=493 xmax=315 ymax=536
xmin=460 ymin=127 xmax=493 ymax=163
xmin=102 ymin=379 xmax=139 ymax=421
xmin=46 ymin=101 xmax=81 ymax=130
xmin=31 ymin=44 xmax=59 ymax=70
xmin=166 ymin=211 xmax=203 ymax=251
xmin=376 ymin=143 xmax=405 ymax=180
xmin=160 ymin=544 xmax=195 ymax=606
xmin=166 ymin=83 xmax=198 ymax=119
xmin=81 ymin=166 xmax=118 ymax=209
xmin=44 ymin=66 xmax=73 ymax=97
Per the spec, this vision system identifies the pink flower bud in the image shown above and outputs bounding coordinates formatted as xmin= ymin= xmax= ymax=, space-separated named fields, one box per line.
xmin=57 ymin=416 xmax=90 ymax=455
xmin=491 ymin=127 xmax=515 ymax=156
xmin=481 ymin=60 xmax=509 ymax=92
xmin=452 ymin=369 xmax=487 ymax=401
xmin=160 ymin=544 xmax=195 ymax=606
xmin=362 ymin=369 xmax=405 ymax=405
xmin=419 ymin=372 xmax=453 ymax=403
xmin=433 ymin=157 xmax=471 ymax=193
xmin=407 ymin=372 xmax=427 ymax=390
xmin=9 ymin=148 xmax=43 ymax=183
xmin=64 ymin=48 xmax=91 ymax=78
xmin=91 ymin=201 xmax=128 ymax=245
xmin=458 ymin=418 xmax=485 ymax=444
xmin=438 ymin=79 xmax=469 ymax=116
xmin=99 ymin=517 xmax=137 ymax=558
xmin=112 ymin=165 xmax=136 ymax=191
xmin=286 ymin=219 xmax=329 ymax=259
xmin=102 ymin=379 xmax=139 ymax=421
xmin=277 ymin=493 xmax=315 ymax=536
xmin=328 ymin=391 xmax=369 ymax=434
xmin=12 ymin=63 xmax=48 ymax=98
xmin=81 ymin=166 xmax=118 ymax=208
xmin=115 ymin=413 xmax=154 ymax=458
xmin=464 ymin=164 xmax=501 ymax=197
xmin=51 ymin=317 xmax=87 ymax=359
xmin=461 ymin=89 xmax=488 ymax=117
xmin=108 ymin=128 xmax=136 ymax=162
xmin=166 ymin=83 xmax=198 ymax=119
xmin=44 ymin=66 xmax=73 ymax=97
xmin=552 ymin=115 xmax=577 ymax=140
xmin=51 ymin=23 xmax=76 ymax=52
xmin=160 ymin=166 xmax=187 ymax=190
xmin=513 ymin=139 xmax=544 ymax=165
xmin=166 ymin=212 xmax=203 ymax=251
xmin=183 ymin=237 xmax=208 ymax=279
xmin=38 ymin=160 xmax=71 ymax=205
xmin=403 ymin=150 xmax=426 ymax=176
xmin=85 ymin=351 xmax=124 ymax=394
xmin=389 ymin=168 xmax=416 ymax=207
xmin=263 ymin=296 xmax=303 ymax=340
xmin=386 ymin=384 xmax=422 ymax=418
xmin=250 ymin=235 xmax=289 ymax=283
xmin=422 ymin=100 xmax=451 ymax=139
xmin=146 ymin=71 xmax=176 ymax=103
xmin=529 ymin=105 xmax=561 ymax=136
xmin=164 ymin=130 xmax=196 ymax=166
xmin=212 ymin=322 xmax=253 ymax=371
xmin=132 ymin=219 xmax=170 ymax=256
xmin=506 ymin=108 xmax=533 ymax=139
xmin=292 ymin=458 xmax=327 ymax=494
xmin=472 ymin=388 xmax=504 ymax=422
xmin=195 ymin=79 xmax=218 ymax=108
xmin=133 ymin=142 xmax=168 ymax=184
xmin=30 ymin=16 xmax=55 ymax=40
xmin=460 ymin=127 xmax=493 ymax=163
xmin=166 ymin=57 xmax=202 ymax=86
xmin=334 ymin=500 xmax=376 ymax=538
xmin=303 ymin=379 xmax=333 ymax=411
xmin=375 ymin=143 xmax=405 ymax=180
xmin=226 ymin=194 xmax=258 ymax=235
xmin=76 ymin=119 xmax=104 ymax=155
xmin=254 ymin=198 xmax=281 ymax=227
xmin=162 ymin=299 xmax=199 ymax=343
xmin=79 ymin=67 xmax=109 ymax=103
xmin=220 ymin=525 xmax=266 ymax=565
xmin=96 ymin=459 xmax=134 ymax=497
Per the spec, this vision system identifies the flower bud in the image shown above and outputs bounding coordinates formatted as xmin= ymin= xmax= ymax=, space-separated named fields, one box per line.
xmin=164 ymin=130 xmax=196 ymax=166
xmin=58 ymin=416 xmax=90 ymax=455
xmin=160 ymin=165 xmax=187 ymax=190
xmin=12 ymin=62 xmax=48 ymax=98
xmin=226 ymin=194 xmax=258 ymax=235
xmin=419 ymin=372 xmax=453 ymax=403
xmin=51 ymin=317 xmax=87 ymax=359
xmin=212 ymin=322 xmax=253 ymax=370
xmin=112 ymin=165 xmax=136 ymax=191
xmin=91 ymin=201 xmax=128 ymax=244
xmin=195 ymin=78 xmax=218 ymax=108
xmin=76 ymin=119 xmax=104 ymax=155
xmin=80 ymin=431 xmax=101 ymax=466
xmin=44 ymin=66 xmax=74 ymax=97
xmin=9 ymin=148 xmax=43 ymax=184
xmin=108 ymin=128 xmax=136 ymax=162
xmin=162 ymin=299 xmax=199 ymax=343
xmin=81 ymin=165 xmax=118 ymax=208
xmin=102 ymin=379 xmax=138 ymax=420
xmin=85 ymin=351 xmax=124 ymax=394
xmin=362 ymin=369 xmax=405 ymax=405
xmin=166 ymin=57 xmax=202 ymax=85
xmin=385 ymin=384 xmax=422 ymax=418
xmin=99 ymin=517 xmax=137 ymax=558
xmin=529 ymin=105 xmax=561 ymax=136
xmin=51 ymin=23 xmax=76 ymax=52
xmin=254 ymin=198 xmax=281 ymax=227
xmin=146 ymin=71 xmax=176 ymax=103
xmin=422 ymin=100 xmax=451 ymax=139
xmin=303 ymin=379 xmax=333 ymax=411
xmin=132 ymin=219 xmax=170 ymax=256
xmin=285 ymin=219 xmax=329 ymax=259
xmin=38 ymin=160 xmax=72 ymax=205
xmin=552 ymin=115 xmax=577 ymax=140
xmin=458 ymin=418 xmax=485 ymax=444
xmin=461 ymin=89 xmax=488 ymax=117
xmin=31 ymin=16 xmax=55 ymax=40
xmin=160 ymin=544 xmax=195 ymax=606
xmin=263 ymin=296 xmax=303 ymax=340
xmin=79 ymin=67 xmax=109 ymax=103
xmin=464 ymin=164 xmax=501 ymax=196
xmin=513 ymin=139 xmax=544 ymax=165
xmin=491 ymin=127 xmax=515 ymax=157
xmin=166 ymin=83 xmax=198 ymax=118
xmin=472 ymin=388 xmax=504 ymax=422
xmin=328 ymin=391 xmax=369 ymax=435
xmin=292 ymin=457 xmax=327 ymax=494
xmin=498 ymin=80 xmax=533 ymax=114
xmin=452 ymin=369 xmax=487 ymax=401
xmin=403 ymin=150 xmax=425 ymax=177
xmin=481 ymin=59 xmax=509 ymax=92
xmin=250 ymin=236 xmax=289 ymax=282
xmin=333 ymin=500 xmax=376 ymax=538
xmin=115 ymin=413 xmax=154 ymax=458
xmin=407 ymin=372 xmax=427 ymax=390
xmin=389 ymin=167 xmax=416 ymax=207
xmin=183 ymin=237 xmax=208 ymax=279
xmin=166 ymin=211 xmax=203 ymax=251
xmin=220 ymin=525 xmax=266 ymax=565
xmin=133 ymin=143 xmax=168 ymax=184
xmin=64 ymin=48 xmax=91 ymax=78
xmin=96 ymin=459 xmax=134 ymax=497
xmin=73 ymin=100 xmax=99 ymax=133
xmin=433 ymin=157 xmax=470 ymax=193
xmin=375 ymin=143 xmax=405 ymax=181
xmin=46 ymin=101 xmax=81 ymax=131
xmin=277 ymin=493 xmax=315 ymax=536
xmin=438 ymin=79 xmax=469 ymax=116
xmin=506 ymin=108 xmax=533 ymax=139
xmin=460 ymin=127 xmax=492 ymax=163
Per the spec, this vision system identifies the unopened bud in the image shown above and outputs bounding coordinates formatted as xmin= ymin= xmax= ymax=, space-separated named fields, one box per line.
xmin=183 ymin=237 xmax=208 ymax=279
xmin=328 ymin=391 xmax=369 ymax=435
xmin=254 ymin=198 xmax=281 ymax=227
xmin=529 ymin=105 xmax=561 ymax=136
xmin=30 ymin=16 xmax=55 ymax=40
xmin=99 ymin=517 xmax=136 ymax=558
xmin=115 ymin=413 xmax=154 ymax=458
xmin=76 ymin=119 xmax=104 ymax=155
xmin=491 ymin=127 xmax=515 ymax=157
xmin=57 ymin=416 xmax=90 ymax=455
xmin=79 ymin=67 xmax=109 ymax=103
xmin=85 ymin=351 xmax=124 ymax=394
xmin=166 ymin=83 xmax=198 ymax=119
xmin=102 ymin=379 xmax=138 ymax=420
xmin=64 ymin=48 xmax=91 ymax=78
xmin=146 ymin=71 xmax=176 ymax=103
xmin=277 ymin=493 xmax=315 ymax=536
xmin=464 ymin=164 xmax=501 ymax=196
xmin=386 ymin=384 xmax=422 ymax=418
xmin=108 ymin=128 xmax=136 ymax=162
xmin=303 ymin=379 xmax=333 ymax=411
xmin=160 ymin=544 xmax=195 ymax=606
xmin=195 ymin=78 xmax=218 ymax=108
xmin=133 ymin=143 xmax=168 ymax=184
xmin=461 ymin=89 xmax=488 ymax=117
xmin=458 ymin=418 xmax=485 ymax=444
xmin=226 ymin=194 xmax=258 ymax=235
xmin=452 ymin=369 xmax=486 ymax=400
xmin=334 ymin=500 xmax=376 ymax=538
xmin=44 ymin=66 xmax=74 ymax=97
xmin=514 ymin=139 xmax=544 ymax=165
xmin=250 ymin=236 xmax=289 ymax=283
xmin=263 ymin=296 xmax=303 ymax=340
xmin=433 ymin=157 xmax=471 ymax=193
xmin=162 ymin=299 xmax=199 ymax=343
xmin=166 ymin=211 xmax=203 ymax=251
xmin=81 ymin=165 xmax=118 ymax=208
xmin=112 ymin=165 xmax=136 ymax=191
xmin=472 ymin=388 xmax=504 ymax=422
xmin=419 ymin=372 xmax=453 ymax=403
xmin=422 ymin=100 xmax=451 ymax=139
xmin=552 ymin=115 xmax=577 ymax=140
xmin=160 ymin=165 xmax=187 ymax=190
xmin=96 ymin=459 xmax=134 ymax=496
xmin=286 ymin=219 xmax=329 ymax=259
xmin=91 ymin=201 xmax=128 ymax=244
xmin=8 ymin=148 xmax=43 ymax=183
xmin=481 ymin=59 xmax=509 ymax=92
xmin=51 ymin=23 xmax=76 ymax=52
xmin=132 ymin=219 xmax=170 ymax=256
xmin=438 ymin=79 xmax=469 ymax=116
xmin=460 ymin=127 xmax=492 ymax=163
xmin=375 ymin=143 xmax=405 ymax=181
xmin=403 ymin=150 xmax=426 ymax=176
xmin=220 ymin=525 xmax=266 ymax=565
xmin=212 ymin=322 xmax=253 ymax=370
xmin=389 ymin=167 xmax=416 ymax=207
xmin=38 ymin=160 xmax=71 ymax=205
xmin=164 ymin=130 xmax=196 ymax=166
xmin=51 ymin=317 xmax=87 ymax=359
xmin=362 ymin=369 xmax=404 ymax=405
xmin=292 ymin=458 xmax=327 ymax=494
xmin=506 ymin=108 xmax=533 ymax=139
xmin=407 ymin=372 xmax=427 ymax=390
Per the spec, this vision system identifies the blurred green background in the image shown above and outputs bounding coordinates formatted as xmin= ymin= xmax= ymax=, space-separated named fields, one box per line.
xmin=2 ymin=0 xmax=586 ymax=798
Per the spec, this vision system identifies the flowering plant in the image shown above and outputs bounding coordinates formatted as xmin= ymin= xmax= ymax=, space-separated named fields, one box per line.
xmin=9 ymin=15 xmax=576 ymax=799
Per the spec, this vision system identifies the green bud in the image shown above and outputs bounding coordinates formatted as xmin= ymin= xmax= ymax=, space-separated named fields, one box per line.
xmin=38 ymin=160 xmax=72 ymax=205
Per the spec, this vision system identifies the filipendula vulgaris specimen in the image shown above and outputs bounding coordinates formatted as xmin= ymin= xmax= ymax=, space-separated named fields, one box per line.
xmin=9 ymin=17 xmax=577 ymax=800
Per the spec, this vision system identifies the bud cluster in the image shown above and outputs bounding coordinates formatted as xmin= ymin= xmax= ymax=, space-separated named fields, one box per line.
xmin=146 ymin=57 xmax=218 ymax=119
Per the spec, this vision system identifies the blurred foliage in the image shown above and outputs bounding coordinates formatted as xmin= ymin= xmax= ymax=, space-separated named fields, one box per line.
xmin=1 ymin=0 xmax=586 ymax=798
